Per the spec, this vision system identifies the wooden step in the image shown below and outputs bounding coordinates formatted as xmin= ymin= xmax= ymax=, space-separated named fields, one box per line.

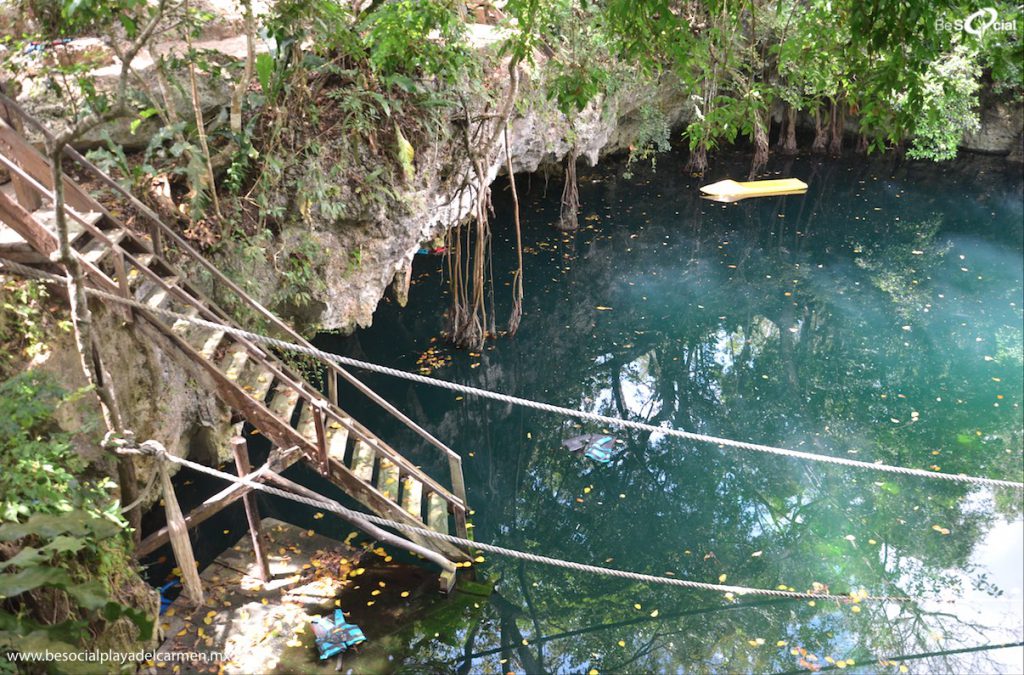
xmin=350 ymin=440 xmax=375 ymax=481
xmin=296 ymin=404 xmax=317 ymax=443
xmin=268 ymin=384 xmax=301 ymax=425
xmin=170 ymin=306 xmax=200 ymax=338
xmin=401 ymin=476 xmax=423 ymax=518
xmin=376 ymin=458 xmax=399 ymax=501
xmin=326 ymin=421 xmax=350 ymax=462
xmin=197 ymin=330 xmax=225 ymax=360
xmin=238 ymin=364 xmax=275 ymax=404
xmin=426 ymin=492 xmax=449 ymax=534
xmin=134 ymin=252 xmax=155 ymax=268
xmin=139 ymin=275 xmax=177 ymax=309
xmin=78 ymin=229 xmax=126 ymax=264
xmin=219 ymin=342 xmax=249 ymax=380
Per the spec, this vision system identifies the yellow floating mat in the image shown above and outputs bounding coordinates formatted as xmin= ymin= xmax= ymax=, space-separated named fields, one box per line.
xmin=699 ymin=178 xmax=808 ymax=202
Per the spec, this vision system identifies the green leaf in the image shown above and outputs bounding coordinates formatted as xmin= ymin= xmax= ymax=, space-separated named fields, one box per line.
xmin=0 ymin=547 xmax=48 ymax=571
xmin=0 ymin=566 xmax=69 ymax=599
xmin=255 ymin=53 xmax=274 ymax=96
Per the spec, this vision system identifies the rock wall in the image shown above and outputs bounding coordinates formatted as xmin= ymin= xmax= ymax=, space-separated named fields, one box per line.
xmin=38 ymin=303 xmax=233 ymax=507
xmin=303 ymin=75 xmax=693 ymax=333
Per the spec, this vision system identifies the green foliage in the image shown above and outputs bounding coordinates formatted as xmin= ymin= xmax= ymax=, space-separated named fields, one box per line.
xmin=623 ymin=102 xmax=671 ymax=178
xmin=0 ymin=374 xmax=148 ymax=667
xmin=907 ymin=44 xmax=981 ymax=161
xmin=0 ymin=514 xmax=152 ymax=669
xmin=0 ymin=372 xmax=119 ymax=523
xmin=362 ymin=0 xmax=473 ymax=83
xmin=273 ymin=231 xmax=327 ymax=311
xmin=0 ymin=280 xmax=68 ymax=377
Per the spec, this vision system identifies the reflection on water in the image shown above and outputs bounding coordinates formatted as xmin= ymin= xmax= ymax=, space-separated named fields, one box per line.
xmin=317 ymin=149 xmax=1023 ymax=673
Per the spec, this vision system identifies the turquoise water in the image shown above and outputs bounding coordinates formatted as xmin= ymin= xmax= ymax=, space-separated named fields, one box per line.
xmin=315 ymin=149 xmax=1023 ymax=673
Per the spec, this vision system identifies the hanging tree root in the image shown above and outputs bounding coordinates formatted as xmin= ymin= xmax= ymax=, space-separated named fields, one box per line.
xmin=557 ymin=145 xmax=580 ymax=232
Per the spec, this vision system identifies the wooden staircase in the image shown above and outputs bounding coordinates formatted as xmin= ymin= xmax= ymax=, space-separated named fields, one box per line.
xmin=0 ymin=107 xmax=470 ymax=566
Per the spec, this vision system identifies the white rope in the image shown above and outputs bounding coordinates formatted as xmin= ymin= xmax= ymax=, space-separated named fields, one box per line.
xmin=3 ymin=257 xmax=1022 ymax=491
xmin=131 ymin=442 xmax=893 ymax=604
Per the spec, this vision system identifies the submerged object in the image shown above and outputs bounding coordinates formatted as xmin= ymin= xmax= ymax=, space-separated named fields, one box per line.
xmin=699 ymin=178 xmax=808 ymax=202
xmin=562 ymin=434 xmax=622 ymax=464
xmin=311 ymin=609 xmax=366 ymax=660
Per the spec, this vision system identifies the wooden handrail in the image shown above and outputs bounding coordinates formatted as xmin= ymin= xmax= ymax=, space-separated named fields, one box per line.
xmin=0 ymin=92 xmax=468 ymax=515
xmin=1 ymin=138 xmax=467 ymax=514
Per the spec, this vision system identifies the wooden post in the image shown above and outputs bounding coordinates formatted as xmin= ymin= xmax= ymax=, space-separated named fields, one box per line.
xmin=112 ymin=250 xmax=132 ymax=323
xmin=156 ymin=447 xmax=204 ymax=605
xmin=312 ymin=400 xmax=328 ymax=475
xmin=327 ymin=369 xmax=338 ymax=407
xmin=231 ymin=436 xmax=270 ymax=583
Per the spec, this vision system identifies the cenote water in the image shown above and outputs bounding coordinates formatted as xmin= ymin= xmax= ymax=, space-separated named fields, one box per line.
xmin=242 ymin=148 xmax=1021 ymax=673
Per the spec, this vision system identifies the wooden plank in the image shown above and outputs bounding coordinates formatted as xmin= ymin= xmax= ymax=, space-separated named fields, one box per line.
xmin=238 ymin=364 xmax=274 ymax=404
xmin=219 ymin=343 xmax=249 ymax=382
xmin=0 ymin=189 xmax=56 ymax=257
xmin=231 ymin=436 xmax=270 ymax=583
xmin=198 ymin=330 xmax=225 ymax=360
xmin=0 ymin=118 xmax=97 ymax=213
xmin=350 ymin=440 xmax=375 ymax=482
xmin=79 ymin=228 xmax=125 ymax=264
xmin=140 ymin=276 xmax=177 ymax=309
xmin=401 ymin=476 xmax=423 ymax=518
xmin=136 ymin=468 xmax=267 ymax=557
xmin=170 ymin=306 xmax=200 ymax=338
xmin=426 ymin=492 xmax=449 ymax=535
xmin=268 ymin=384 xmax=301 ymax=425
xmin=296 ymin=405 xmax=316 ymax=443
xmin=326 ymin=423 xmax=349 ymax=463
xmin=0 ymin=97 xmax=42 ymax=211
xmin=376 ymin=458 xmax=399 ymax=501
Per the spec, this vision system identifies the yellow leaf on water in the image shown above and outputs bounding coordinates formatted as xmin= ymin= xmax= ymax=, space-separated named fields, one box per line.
xmin=583 ymin=486 xmax=592 ymax=494
xmin=851 ymin=605 xmax=861 ymax=613
xmin=400 ymin=591 xmax=410 ymax=598
xmin=777 ymin=641 xmax=787 ymax=647
xmin=719 ymin=574 xmax=727 ymax=583
xmin=617 ymin=640 xmax=626 ymax=647
xmin=650 ymin=609 xmax=659 ymax=618
xmin=176 ymin=629 xmax=186 ymax=637
xmin=595 ymin=306 xmax=613 ymax=311
xmin=751 ymin=550 xmax=763 ymax=557
xmin=634 ymin=603 xmax=642 ymax=610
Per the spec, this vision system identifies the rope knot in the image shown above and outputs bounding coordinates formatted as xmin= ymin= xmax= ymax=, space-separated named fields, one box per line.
xmin=139 ymin=439 xmax=168 ymax=461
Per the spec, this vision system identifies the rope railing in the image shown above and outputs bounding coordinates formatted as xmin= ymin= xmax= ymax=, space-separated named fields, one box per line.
xmin=3 ymin=257 xmax=1021 ymax=492
xmin=0 ymin=97 xmax=467 ymax=509
xmin=120 ymin=438 xmax=900 ymax=604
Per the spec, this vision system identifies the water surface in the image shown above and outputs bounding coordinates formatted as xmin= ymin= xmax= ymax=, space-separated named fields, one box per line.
xmin=313 ymin=148 xmax=1024 ymax=673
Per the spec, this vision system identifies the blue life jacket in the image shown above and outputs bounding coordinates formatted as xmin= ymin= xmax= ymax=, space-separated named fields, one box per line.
xmin=311 ymin=609 xmax=366 ymax=659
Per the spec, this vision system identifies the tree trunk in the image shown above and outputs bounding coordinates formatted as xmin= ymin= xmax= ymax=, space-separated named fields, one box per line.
xmin=856 ymin=133 xmax=869 ymax=154
xmin=778 ymin=104 xmax=798 ymax=155
xmin=748 ymin=110 xmax=770 ymax=179
xmin=829 ymin=97 xmax=845 ymax=156
xmin=48 ymin=147 xmax=140 ymax=541
xmin=685 ymin=142 xmax=708 ymax=175
xmin=811 ymin=107 xmax=829 ymax=154
xmin=230 ymin=0 xmax=255 ymax=135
